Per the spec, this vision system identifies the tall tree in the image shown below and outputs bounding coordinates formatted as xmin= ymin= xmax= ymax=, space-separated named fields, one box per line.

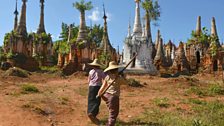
xmin=142 ymin=0 xmax=161 ymax=43
xmin=87 ymin=24 xmax=104 ymax=47
xmin=73 ymin=0 xmax=93 ymax=42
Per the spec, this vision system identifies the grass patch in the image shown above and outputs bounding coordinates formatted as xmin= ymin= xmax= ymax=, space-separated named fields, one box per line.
xmin=186 ymin=82 xmax=224 ymax=97
xmin=127 ymin=78 xmax=143 ymax=87
xmin=8 ymin=91 xmax=21 ymax=97
xmin=21 ymin=83 xmax=39 ymax=93
xmin=188 ymin=98 xmax=207 ymax=105
xmin=74 ymin=87 xmax=88 ymax=96
xmin=130 ymin=100 xmax=224 ymax=126
xmin=153 ymin=97 xmax=170 ymax=108
xmin=191 ymin=100 xmax=224 ymax=125
xmin=58 ymin=96 xmax=69 ymax=105
xmin=208 ymin=83 xmax=224 ymax=95
xmin=185 ymin=87 xmax=207 ymax=97
xmin=39 ymin=66 xmax=60 ymax=73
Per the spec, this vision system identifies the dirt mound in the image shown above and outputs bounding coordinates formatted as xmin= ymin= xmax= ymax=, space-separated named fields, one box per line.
xmin=3 ymin=67 xmax=30 ymax=78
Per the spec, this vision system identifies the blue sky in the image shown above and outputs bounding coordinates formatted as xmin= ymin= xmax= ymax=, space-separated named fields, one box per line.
xmin=0 ymin=0 xmax=224 ymax=49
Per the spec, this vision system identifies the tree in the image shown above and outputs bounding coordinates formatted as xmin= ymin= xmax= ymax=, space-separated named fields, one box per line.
xmin=87 ymin=24 xmax=104 ymax=47
xmin=59 ymin=23 xmax=69 ymax=41
xmin=142 ymin=0 xmax=161 ymax=42
xmin=73 ymin=0 xmax=93 ymax=13
xmin=73 ymin=0 xmax=93 ymax=42
xmin=0 ymin=46 xmax=6 ymax=63
xmin=187 ymin=27 xmax=210 ymax=47
xmin=209 ymin=36 xmax=219 ymax=58
xmin=59 ymin=23 xmax=79 ymax=43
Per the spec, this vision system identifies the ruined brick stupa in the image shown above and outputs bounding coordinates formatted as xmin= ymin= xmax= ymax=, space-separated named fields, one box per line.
xmin=123 ymin=0 xmax=157 ymax=74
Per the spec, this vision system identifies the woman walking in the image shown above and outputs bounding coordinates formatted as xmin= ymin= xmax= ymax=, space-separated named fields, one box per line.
xmin=87 ymin=59 xmax=105 ymax=125
xmin=97 ymin=61 xmax=126 ymax=126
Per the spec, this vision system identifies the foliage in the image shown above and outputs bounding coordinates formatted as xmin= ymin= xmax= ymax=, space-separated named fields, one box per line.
xmin=209 ymin=36 xmax=219 ymax=57
xmin=77 ymin=41 xmax=86 ymax=49
xmin=6 ymin=50 xmax=15 ymax=59
xmin=186 ymin=82 xmax=224 ymax=97
xmin=187 ymin=27 xmax=210 ymax=45
xmin=73 ymin=0 xmax=93 ymax=13
xmin=153 ymin=97 xmax=170 ymax=108
xmin=33 ymin=53 xmax=44 ymax=66
xmin=59 ymin=41 xmax=70 ymax=55
xmin=127 ymin=78 xmax=143 ymax=87
xmin=32 ymin=32 xmax=52 ymax=44
xmin=131 ymin=99 xmax=224 ymax=126
xmin=141 ymin=0 xmax=160 ymax=43
xmin=21 ymin=83 xmax=39 ymax=93
xmin=3 ymin=31 xmax=19 ymax=46
xmin=39 ymin=66 xmax=60 ymax=73
xmin=208 ymin=83 xmax=224 ymax=95
xmin=87 ymin=24 xmax=104 ymax=47
xmin=0 ymin=46 xmax=6 ymax=62
xmin=4 ymin=33 xmax=12 ymax=46
xmin=59 ymin=23 xmax=79 ymax=43
xmin=53 ymin=40 xmax=70 ymax=56
xmin=142 ymin=0 xmax=161 ymax=24
xmin=186 ymin=86 xmax=207 ymax=97
xmin=98 ymin=52 xmax=111 ymax=65
xmin=188 ymin=98 xmax=207 ymax=105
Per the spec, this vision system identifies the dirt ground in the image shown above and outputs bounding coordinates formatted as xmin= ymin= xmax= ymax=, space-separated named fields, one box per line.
xmin=0 ymin=70 xmax=224 ymax=126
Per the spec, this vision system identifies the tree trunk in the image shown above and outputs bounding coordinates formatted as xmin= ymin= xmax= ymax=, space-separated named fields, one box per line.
xmin=145 ymin=12 xmax=152 ymax=44
xmin=77 ymin=11 xmax=87 ymax=42
xmin=80 ymin=11 xmax=86 ymax=32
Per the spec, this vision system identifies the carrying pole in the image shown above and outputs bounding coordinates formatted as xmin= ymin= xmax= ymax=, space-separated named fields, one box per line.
xmin=96 ymin=53 xmax=138 ymax=98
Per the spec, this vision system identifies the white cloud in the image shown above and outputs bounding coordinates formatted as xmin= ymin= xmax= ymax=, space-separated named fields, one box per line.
xmin=51 ymin=34 xmax=60 ymax=41
xmin=88 ymin=7 xmax=112 ymax=22
xmin=106 ymin=12 xmax=112 ymax=21
xmin=88 ymin=7 xmax=100 ymax=22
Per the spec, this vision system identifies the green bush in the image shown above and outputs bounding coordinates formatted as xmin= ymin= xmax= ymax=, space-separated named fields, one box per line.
xmin=186 ymin=87 xmax=206 ymax=97
xmin=21 ymin=83 xmax=39 ymax=93
xmin=153 ymin=97 xmax=170 ymax=108
xmin=208 ymin=84 xmax=224 ymax=95
xmin=127 ymin=78 xmax=143 ymax=87
xmin=40 ymin=66 xmax=60 ymax=73
xmin=188 ymin=98 xmax=207 ymax=105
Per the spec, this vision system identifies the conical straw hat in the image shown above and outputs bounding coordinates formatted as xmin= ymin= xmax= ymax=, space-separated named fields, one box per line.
xmin=104 ymin=61 xmax=120 ymax=72
xmin=88 ymin=59 xmax=101 ymax=67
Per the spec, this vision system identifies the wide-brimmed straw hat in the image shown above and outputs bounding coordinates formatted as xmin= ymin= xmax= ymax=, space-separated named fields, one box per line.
xmin=104 ymin=61 xmax=120 ymax=72
xmin=88 ymin=59 xmax=101 ymax=67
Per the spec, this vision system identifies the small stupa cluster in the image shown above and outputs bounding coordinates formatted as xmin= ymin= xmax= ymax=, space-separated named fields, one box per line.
xmin=3 ymin=0 xmax=53 ymax=70
xmin=57 ymin=4 xmax=117 ymax=74
xmin=123 ymin=0 xmax=224 ymax=74
xmin=149 ymin=16 xmax=224 ymax=74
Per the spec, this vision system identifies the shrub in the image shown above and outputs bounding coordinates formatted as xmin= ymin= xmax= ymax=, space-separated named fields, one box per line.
xmin=186 ymin=87 xmax=206 ymax=97
xmin=127 ymin=78 xmax=143 ymax=87
xmin=188 ymin=98 xmax=207 ymax=105
xmin=208 ymin=84 xmax=224 ymax=95
xmin=21 ymin=83 xmax=39 ymax=93
xmin=40 ymin=66 xmax=60 ymax=73
xmin=153 ymin=97 xmax=170 ymax=108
